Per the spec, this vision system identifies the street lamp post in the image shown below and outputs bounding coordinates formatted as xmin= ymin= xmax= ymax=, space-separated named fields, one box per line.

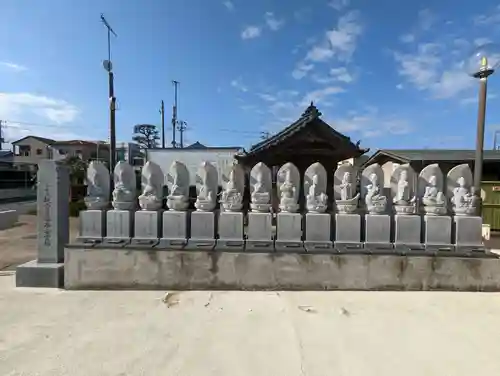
xmin=466 ymin=43 xmax=500 ymax=214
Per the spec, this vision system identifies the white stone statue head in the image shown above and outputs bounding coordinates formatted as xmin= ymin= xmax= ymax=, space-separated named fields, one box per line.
xmin=342 ymin=172 xmax=351 ymax=184
xmin=458 ymin=176 xmax=466 ymax=187
xmin=429 ymin=175 xmax=437 ymax=186
xmin=400 ymin=169 xmax=407 ymax=181
xmin=312 ymin=174 xmax=318 ymax=185
xmin=370 ymin=173 xmax=378 ymax=185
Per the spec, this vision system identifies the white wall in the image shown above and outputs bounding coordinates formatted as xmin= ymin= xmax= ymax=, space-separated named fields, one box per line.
xmin=146 ymin=148 xmax=241 ymax=185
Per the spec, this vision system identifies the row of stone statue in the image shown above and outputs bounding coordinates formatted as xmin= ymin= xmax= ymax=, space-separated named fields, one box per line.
xmin=84 ymin=159 xmax=479 ymax=217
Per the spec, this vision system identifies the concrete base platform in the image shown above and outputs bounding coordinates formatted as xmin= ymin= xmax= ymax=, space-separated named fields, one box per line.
xmin=16 ymin=259 xmax=64 ymax=288
xmin=65 ymin=247 xmax=500 ymax=291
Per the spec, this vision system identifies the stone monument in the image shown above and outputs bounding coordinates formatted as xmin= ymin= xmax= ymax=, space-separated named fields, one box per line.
xmin=131 ymin=161 xmax=164 ymax=247
xmin=360 ymin=164 xmax=390 ymax=251
xmin=446 ymin=164 xmax=483 ymax=251
xmin=275 ymin=162 xmax=303 ymax=251
xmin=16 ymin=160 xmax=70 ymax=287
xmin=104 ymin=161 xmax=136 ymax=247
xmin=187 ymin=161 xmax=218 ymax=250
xmin=76 ymin=161 xmax=110 ymax=245
xmin=391 ymin=164 xmax=421 ymax=249
xmin=304 ymin=162 xmax=332 ymax=251
xmin=418 ymin=164 xmax=452 ymax=250
xmin=247 ymin=162 xmax=274 ymax=251
xmin=217 ymin=162 xmax=245 ymax=249
xmin=159 ymin=161 xmax=190 ymax=249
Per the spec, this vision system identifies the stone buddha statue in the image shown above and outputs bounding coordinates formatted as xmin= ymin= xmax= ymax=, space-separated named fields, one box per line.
xmin=422 ymin=175 xmax=446 ymax=215
xmin=306 ymin=174 xmax=328 ymax=212
xmin=451 ymin=176 xmax=478 ymax=215
xmin=220 ymin=168 xmax=243 ymax=211
xmin=365 ymin=173 xmax=387 ymax=214
xmin=279 ymin=169 xmax=298 ymax=212
xmin=336 ymin=171 xmax=360 ymax=214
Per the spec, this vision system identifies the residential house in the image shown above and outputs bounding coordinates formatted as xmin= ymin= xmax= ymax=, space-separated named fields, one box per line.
xmin=11 ymin=136 xmax=110 ymax=170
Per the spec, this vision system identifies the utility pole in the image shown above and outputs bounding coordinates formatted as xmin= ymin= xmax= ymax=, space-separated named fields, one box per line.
xmin=0 ymin=120 xmax=3 ymax=150
xmin=160 ymin=100 xmax=165 ymax=148
xmin=494 ymin=130 xmax=500 ymax=150
xmin=177 ymin=120 xmax=187 ymax=148
xmin=171 ymin=80 xmax=179 ymax=148
xmin=100 ymin=13 xmax=118 ymax=173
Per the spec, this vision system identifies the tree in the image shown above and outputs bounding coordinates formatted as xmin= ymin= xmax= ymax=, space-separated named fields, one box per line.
xmin=132 ymin=124 xmax=160 ymax=150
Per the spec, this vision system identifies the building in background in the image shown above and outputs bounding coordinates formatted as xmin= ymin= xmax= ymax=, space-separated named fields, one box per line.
xmin=116 ymin=141 xmax=143 ymax=168
xmin=146 ymin=142 xmax=243 ymax=185
xmin=11 ymin=136 xmax=110 ymax=170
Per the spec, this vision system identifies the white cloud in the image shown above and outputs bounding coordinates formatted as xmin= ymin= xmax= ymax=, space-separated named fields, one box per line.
xmin=473 ymin=5 xmax=500 ymax=25
xmin=393 ymin=42 xmax=475 ymax=99
xmin=292 ymin=61 xmax=314 ymax=79
xmin=0 ymin=92 xmax=87 ymax=144
xmin=417 ymin=9 xmax=435 ymax=31
xmin=241 ymin=26 xmax=261 ymax=39
xmin=223 ymin=1 xmax=234 ymax=11
xmin=328 ymin=0 xmax=350 ymax=11
xmin=312 ymin=67 xmax=354 ymax=84
xmin=292 ymin=10 xmax=362 ymax=80
xmin=230 ymin=78 xmax=248 ymax=92
xmin=460 ymin=92 xmax=497 ymax=105
xmin=399 ymin=34 xmax=415 ymax=43
xmin=396 ymin=83 xmax=404 ymax=90
xmin=0 ymin=62 xmax=27 ymax=72
xmin=300 ymin=86 xmax=344 ymax=106
xmin=264 ymin=12 xmax=284 ymax=31
xmin=332 ymin=107 xmax=413 ymax=137
xmin=474 ymin=37 xmax=492 ymax=46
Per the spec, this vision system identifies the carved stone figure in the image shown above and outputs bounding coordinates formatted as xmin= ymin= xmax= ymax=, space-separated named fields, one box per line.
xmin=194 ymin=161 xmax=218 ymax=212
xmin=111 ymin=161 xmax=136 ymax=210
xmin=166 ymin=161 xmax=190 ymax=211
xmin=391 ymin=164 xmax=417 ymax=215
xmin=446 ymin=164 xmax=478 ymax=216
xmin=334 ymin=164 xmax=360 ymax=214
xmin=250 ymin=162 xmax=272 ymax=212
xmin=220 ymin=162 xmax=244 ymax=212
xmin=138 ymin=161 xmax=164 ymax=210
xmin=418 ymin=164 xmax=446 ymax=215
xmin=361 ymin=164 xmax=387 ymax=214
xmin=84 ymin=161 xmax=110 ymax=210
xmin=277 ymin=162 xmax=300 ymax=213
xmin=305 ymin=162 xmax=328 ymax=213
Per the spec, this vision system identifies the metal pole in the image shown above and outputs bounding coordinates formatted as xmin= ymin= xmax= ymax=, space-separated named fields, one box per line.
xmin=161 ymin=100 xmax=165 ymax=148
xmin=109 ymin=71 xmax=116 ymax=172
xmin=474 ymin=77 xmax=488 ymax=210
xmin=172 ymin=80 xmax=179 ymax=148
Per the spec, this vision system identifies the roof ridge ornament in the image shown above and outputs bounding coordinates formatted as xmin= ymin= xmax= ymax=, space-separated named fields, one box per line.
xmin=301 ymin=101 xmax=322 ymax=118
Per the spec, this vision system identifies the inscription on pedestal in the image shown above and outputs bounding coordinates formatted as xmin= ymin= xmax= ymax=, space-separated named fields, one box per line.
xmin=131 ymin=210 xmax=162 ymax=247
xmin=158 ymin=210 xmax=190 ymax=249
xmin=275 ymin=212 xmax=303 ymax=252
xmin=217 ymin=212 xmax=244 ymax=249
xmin=304 ymin=213 xmax=333 ymax=252
xmin=246 ymin=212 xmax=274 ymax=251
xmin=187 ymin=211 xmax=216 ymax=250
xmin=335 ymin=213 xmax=361 ymax=249
xmin=394 ymin=215 xmax=422 ymax=249
xmin=77 ymin=210 xmax=106 ymax=244
xmin=104 ymin=210 xmax=134 ymax=247
xmin=454 ymin=216 xmax=483 ymax=250
xmin=364 ymin=214 xmax=392 ymax=250
xmin=424 ymin=215 xmax=452 ymax=250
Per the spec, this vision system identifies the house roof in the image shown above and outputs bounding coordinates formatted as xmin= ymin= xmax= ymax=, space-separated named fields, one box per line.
xmin=362 ymin=149 xmax=500 ymax=167
xmin=240 ymin=102 xmax=367 ymax=158
xmin=0 ymin=150 xmax=13 ymax=158
xmin=186 ymin=141 xmax=207 ymax=149
xmin=12 ymin=136 xmax=56 ymax=145
xmin=53 ymin=140 xmax=100 ymax=146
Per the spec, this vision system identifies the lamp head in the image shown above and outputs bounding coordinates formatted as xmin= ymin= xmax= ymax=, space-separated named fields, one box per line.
xmin=465 ymin=43 xmax=500 ymax=79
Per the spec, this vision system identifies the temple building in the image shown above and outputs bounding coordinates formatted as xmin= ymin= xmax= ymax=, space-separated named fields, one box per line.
xmin=236 ymin=102 xmax=368 ymax=208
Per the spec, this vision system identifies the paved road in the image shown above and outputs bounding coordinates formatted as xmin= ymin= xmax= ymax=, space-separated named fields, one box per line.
xmin=0 ymin=200 xmax=36 ymax=215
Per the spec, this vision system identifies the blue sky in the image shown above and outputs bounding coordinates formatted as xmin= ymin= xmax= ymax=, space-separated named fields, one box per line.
xmin=1 ymin=0 xmax=500 ymax=152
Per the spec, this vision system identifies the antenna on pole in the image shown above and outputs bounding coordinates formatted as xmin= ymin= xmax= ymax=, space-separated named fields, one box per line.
xmin=177 ymin=120 xmax=187 ymax=148
xmin=171 ymin=80 xmax=179 ymax=148
xmin=100 ymin=13 xmax=117 ymax=62
xmin=160 ymin=100 xmax=165 ymax=148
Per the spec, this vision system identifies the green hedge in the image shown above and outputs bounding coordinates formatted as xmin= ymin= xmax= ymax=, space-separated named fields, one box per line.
xmin=69 ymin=200 xmax=86 ymax=217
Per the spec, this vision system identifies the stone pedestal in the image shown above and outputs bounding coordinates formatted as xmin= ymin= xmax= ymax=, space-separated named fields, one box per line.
xmin=394 ymin=215 xmax=422 ymax=250
xmin=158 ymin=210 xmax=190 ymax=249
xmin=275 ymin=212 xmax=303 ymax=252
xmin=187 ymin=211 xmax=216 ymax=250
xmin=131 ymin=210 xmax=162 ymax=248
xmin=454 ymin=216 xmax=484 ymax=251
xmin=424 ymin=215 xmax=453 ymax=251
xmin=335 ymin=213 xmax=362 ymax=250
xmin=304 ymin=213 xmax=333 ymax=252
xmin=246 ymin=212 xmax=274 ymax=251
xmin=364 ymin=214 xmax=392 ymax=251
xmin=103 ymin=210 xmax=134 ymax=247
xmin=217 ymin=212 xmax=244 ymax=250
xmin=76 ymin=210 xmax=106 ymax=245
xmin=16 ymin=160 xmax=69 ymax=288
